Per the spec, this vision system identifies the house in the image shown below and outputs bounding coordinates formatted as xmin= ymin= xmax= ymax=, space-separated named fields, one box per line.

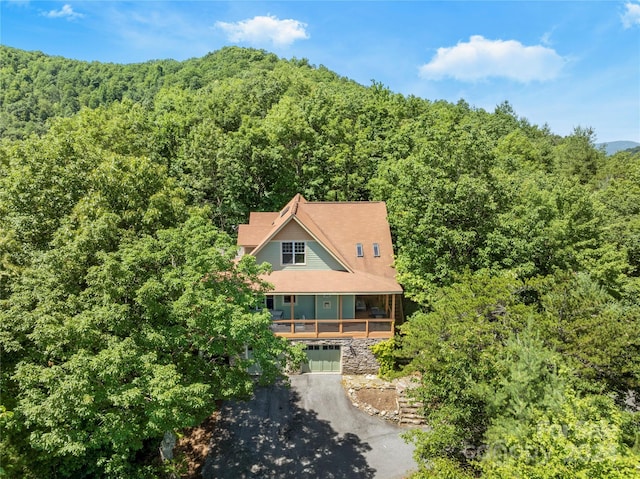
xmin=237 ymin=194 xmax=403 ymax=374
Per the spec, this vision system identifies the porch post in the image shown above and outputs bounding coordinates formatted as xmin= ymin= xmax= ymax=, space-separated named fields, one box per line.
xmin=339 ymin=295 xmax=343 ymax=334
xmin=385 ymin=294 xmax=389 ymax=316
xmin=391 ymin=294 xmax=396 ymax=320
xmin=391 ymin=294 xmax=397 ymax=335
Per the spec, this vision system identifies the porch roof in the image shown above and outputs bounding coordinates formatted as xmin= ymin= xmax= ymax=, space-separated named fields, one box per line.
xmin=261 ymin=269 xmax=402 ymax=295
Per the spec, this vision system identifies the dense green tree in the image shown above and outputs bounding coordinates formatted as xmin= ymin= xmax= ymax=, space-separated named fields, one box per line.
xmin=0 ymin=46 xmax=180 ymax=139
xmin=398 ymin=271 xmax=534 ymax=468
xmin=3 ymin=212 xmax=296 ymax=478
xmin=554 ymin=126 xmax=604 ymax=184
xmin=396 ymin=271 xmax=640 ymax=477
xmin=0 ymin=124 xmax=105 ymax=300
xmin=400 ymin=274 xmax=640 ymax=478
xmin=2 ymin=45 xmax=638 ymax=478
xmin=375 ymin=140 xmax=628 ymax=304
xmin=479 ymin=331 xmax=640 ymax=479
xmin=595 ymin=150 xmax=640 ymax=293
xmin=0 ymin=126 xmax=300 ymax=476
xmin=536 ymin=272 xmax=640 ymax=392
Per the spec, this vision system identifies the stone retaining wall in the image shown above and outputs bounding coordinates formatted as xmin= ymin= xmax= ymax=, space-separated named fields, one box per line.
xmin=342 ymin=374 xmax=427 ymax=425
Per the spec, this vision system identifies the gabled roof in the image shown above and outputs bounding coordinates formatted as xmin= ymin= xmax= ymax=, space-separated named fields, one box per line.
xmin=237 ymin=194 xmax=402 ymax=294
xmin=237 ymin=212 xmax=279 ymax=247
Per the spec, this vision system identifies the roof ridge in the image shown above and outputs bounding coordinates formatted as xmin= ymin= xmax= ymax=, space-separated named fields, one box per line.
xmin=292 ymin=194 xmax=300 ymax=215
xmin=305 ymin=200 xmax=384 ymax=205
xmin=294 ymin=206 xmax=352 ymax=271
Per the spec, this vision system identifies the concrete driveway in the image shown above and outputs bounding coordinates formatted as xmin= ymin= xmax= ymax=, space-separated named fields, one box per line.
xmin=202 ymin=374 xmax=418 ymax=479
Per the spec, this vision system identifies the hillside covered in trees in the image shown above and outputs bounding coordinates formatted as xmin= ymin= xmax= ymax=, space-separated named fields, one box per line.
xmin=1 ymin=45 xmax=639 ymax=478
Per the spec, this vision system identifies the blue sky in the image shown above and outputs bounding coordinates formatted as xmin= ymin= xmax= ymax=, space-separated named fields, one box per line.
xmin=2 ymin=1 xmax=639 ymax=143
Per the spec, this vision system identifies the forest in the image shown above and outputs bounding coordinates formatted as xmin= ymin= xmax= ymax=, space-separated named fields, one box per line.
xmin=1 ymin=45 xmax=639 ymax=478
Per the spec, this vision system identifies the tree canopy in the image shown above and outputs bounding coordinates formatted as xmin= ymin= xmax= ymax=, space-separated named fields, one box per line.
xmin=1 ymin=45 xmax=639 ymax=478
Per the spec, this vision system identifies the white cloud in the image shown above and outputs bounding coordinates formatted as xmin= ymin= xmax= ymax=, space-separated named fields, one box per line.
xmin=419 ymin=35 xmax=565 ymax=83
xmin=215 ymin=15 xmax=309 ymax=47
xmin=622 ymin=1 xmax=640 ymax=28
xmin=43 ymin=4 xmax=84 ymax=20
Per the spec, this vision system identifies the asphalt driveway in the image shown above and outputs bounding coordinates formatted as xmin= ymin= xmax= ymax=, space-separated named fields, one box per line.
xmin=202 ymin=374 xmax=418 ymax=479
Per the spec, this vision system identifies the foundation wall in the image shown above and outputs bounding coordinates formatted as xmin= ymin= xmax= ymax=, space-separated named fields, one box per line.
xmin=292 ymin=338 xmax=383 ymax=375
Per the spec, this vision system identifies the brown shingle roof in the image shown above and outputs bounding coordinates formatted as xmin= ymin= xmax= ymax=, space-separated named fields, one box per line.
xmin=261 ymin=270 xmax=401 ymax=294
xmin=237 ymin=195 xmax=402 ymax=294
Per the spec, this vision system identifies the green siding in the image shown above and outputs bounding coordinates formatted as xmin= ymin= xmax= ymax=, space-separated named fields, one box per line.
xmin=255 ymin=241 xmax=345 ymax=271
xmin=316 ymin=295 xmax=338 ymax=320
xmin=296 ymin=296 xmax=315 ymax=319
xmin=272 ymin=295 xmax=354 ymax=320
xmin=307 ymin=242 xmax=344 ymax=270
xmin=255 ymin=242 xmax=281 ymax=269
xmin=274 ymin=295 xmax=314 ymax=319
xmin=341 ymin=295 xmax=355 ymax=319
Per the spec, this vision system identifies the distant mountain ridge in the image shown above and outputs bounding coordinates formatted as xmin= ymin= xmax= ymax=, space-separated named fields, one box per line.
xmin=596 ymin=141 xmax=640 ymax=155
xmin=0 ymin=45 xmax=339 ymax=140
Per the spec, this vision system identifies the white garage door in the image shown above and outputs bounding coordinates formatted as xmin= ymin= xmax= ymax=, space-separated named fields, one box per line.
xmin=302 ymin=344 xmax=341 ymax=373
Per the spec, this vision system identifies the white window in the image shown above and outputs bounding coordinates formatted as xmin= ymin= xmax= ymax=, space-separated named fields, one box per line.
xmin=283 ymin=295 xmax=296 ymax=304
xmin=373 ymin=243 xmax=380 ymax=257
xmin=282 ymin=241 xmax=305 ymax=265
xmin=356 ymin=243 xmax=364 ymax=257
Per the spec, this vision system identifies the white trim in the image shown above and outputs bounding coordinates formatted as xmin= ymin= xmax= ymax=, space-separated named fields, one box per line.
xmin=280 ymin=240 xmax=307 ymax=266
xmin=249 ymin=215 xmax=354 ymax=273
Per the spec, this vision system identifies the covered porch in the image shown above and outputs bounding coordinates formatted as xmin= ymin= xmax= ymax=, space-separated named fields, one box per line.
xmin=267 ymin=293 xmax=400 ymax=339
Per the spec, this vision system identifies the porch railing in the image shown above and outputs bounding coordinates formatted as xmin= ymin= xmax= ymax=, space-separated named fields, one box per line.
xmin=269 ymin=318 xmax=394 ymax=339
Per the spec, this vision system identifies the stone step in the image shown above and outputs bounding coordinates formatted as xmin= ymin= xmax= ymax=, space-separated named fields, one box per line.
xmin=398 ymin=407 xmax=421 ymax=414
xmin=397 ymin=391 xmax=427 ymax=425
xmin=400 ymin=417 xmax=425 ymax=425
xmin=400 ymin=413 xmax=423 ymax=419
xmin=396 ymin=394 xmax=420 ymax=400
